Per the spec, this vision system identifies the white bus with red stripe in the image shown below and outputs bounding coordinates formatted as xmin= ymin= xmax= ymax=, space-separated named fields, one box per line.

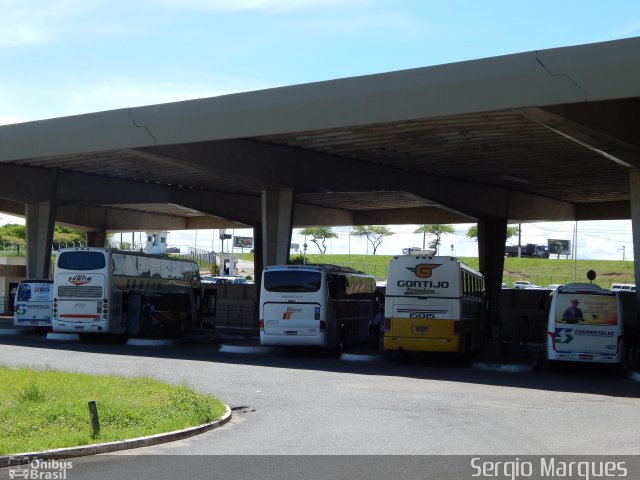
xmin=52 ymin=247 xmax=200 ymax=336
xmin=259 ymin=264 xmax=377 ymax=350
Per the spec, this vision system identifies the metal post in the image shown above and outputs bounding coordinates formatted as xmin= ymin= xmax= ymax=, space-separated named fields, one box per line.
xmin=88 ymin=400 xmax=100 ymax=436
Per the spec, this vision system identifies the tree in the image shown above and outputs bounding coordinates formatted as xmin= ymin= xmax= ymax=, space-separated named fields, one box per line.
xmin=0 ymin=224 xmax=85 ymax=251
xmin=414 ymin=224 xmax=455 ymax=255
xmin=298 ymin=227 xmax=338 ymax=254
xmin=351 ymin=225 xmax=393 ymax=255
xmin=106 ymin=233 xmax=132 ymax=250
xmin=52 ymin=225 xmax=86 ymax=249
xmin=550 ymin=240 xmax=565 ymax=259
xmin=0 ymin=224 xmax=26 ymax=247
xmin=466 ymin=224 xmax=519 ymax=243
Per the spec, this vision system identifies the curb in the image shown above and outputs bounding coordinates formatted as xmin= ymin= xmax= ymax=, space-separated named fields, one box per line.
xmin=340 ymin=352 xmax=385 ymax=362
xmin=218 ymin=343 xmax=277 ymax=354
xmin=0 ymin=328 xmax=27 ymax=336
xmin=126 ymin=338 xmax=174 ymax=346
xmin=0 ymin=405 xmax=232 ymax=468
xmin=125 ymin=334 xmax=218 ymax=346
xmin=46 ymin=333 xmax=80 ymax=342
xmin=472 ymin=360 xmax=536 ymax=373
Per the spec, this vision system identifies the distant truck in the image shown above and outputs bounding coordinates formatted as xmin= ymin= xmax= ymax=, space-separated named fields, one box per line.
xmin=504 ymin=244 xmax=549 ymax=258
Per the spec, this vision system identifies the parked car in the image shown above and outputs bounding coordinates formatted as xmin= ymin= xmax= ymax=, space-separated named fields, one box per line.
xmin=610 ymin=283 xmax=636 ymax=292
xmin=547 ymin=284 xmax=564 ymax=290
xmin=513 ymin=281 xmax=541 ymax=289
xmin=211 ymin=276 xmax=248 ymax=284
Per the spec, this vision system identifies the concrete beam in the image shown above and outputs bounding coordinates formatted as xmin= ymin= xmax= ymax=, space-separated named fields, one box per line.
xmin=576 ymin=201 xmax=630 ymax=221
xmin=352 ymin=207 xmax=474 ymax=226
xmin=507 ymin=191 xmax=575 ymax=221
xmin=519 ymin=107 xmax=640 ymax=168
xmin=0 ymin=164 xmax=262 ymax=226
xmin=293 ymin=203 xmax=353 ymax=227
xmin=147 ymin=140 xmax=565 ymax=220
xmin=56 ymin=205 xmax=189 ymax=231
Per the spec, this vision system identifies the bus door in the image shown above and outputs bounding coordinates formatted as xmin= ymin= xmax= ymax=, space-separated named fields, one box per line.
xmin=262 ymin=301 xmax=321 ymax=338
xmin=126 ymin=293 xmax=143 ymax=336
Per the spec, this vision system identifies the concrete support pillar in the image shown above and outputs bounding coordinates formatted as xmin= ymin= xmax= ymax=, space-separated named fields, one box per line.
xmin=25 ymin=201 xmax=57 ymax=279
xmin=477 ymin=216 xmax=508 ymax=342
xmin=628 ymin=168 xmax=640 ymax=356
xmin=253 ymin=226 xmax=264 ymax=291
xmin=86 ymin=230 xmax=107 ymax=247
xmin=261 ymin=189 xmax=294 ymax=266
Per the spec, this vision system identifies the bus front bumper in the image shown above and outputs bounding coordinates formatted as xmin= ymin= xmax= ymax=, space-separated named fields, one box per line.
xmin=384 ymin=336 xmax=460 ymax=353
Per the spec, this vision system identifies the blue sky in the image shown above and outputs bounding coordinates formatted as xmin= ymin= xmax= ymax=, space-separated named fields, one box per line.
xmin=1 ymin=0 xmax=639 ymax=260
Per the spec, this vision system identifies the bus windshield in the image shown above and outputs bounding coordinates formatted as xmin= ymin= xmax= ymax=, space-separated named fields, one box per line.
xmin=264 ymin=270 xmax=321 ymax=292
xmin=58 ymin=251 xmax=106 ymax=270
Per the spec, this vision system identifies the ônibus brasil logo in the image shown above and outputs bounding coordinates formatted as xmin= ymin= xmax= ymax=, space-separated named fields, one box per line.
xmin=406 ymin=264 xmax=441 ymax=278
xmin=68 ymin=274 xmax=92 ymax=286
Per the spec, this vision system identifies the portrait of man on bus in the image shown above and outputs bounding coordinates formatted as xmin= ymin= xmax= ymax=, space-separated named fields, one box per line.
xmin=561 ymin=298 xmax=584 ymax=324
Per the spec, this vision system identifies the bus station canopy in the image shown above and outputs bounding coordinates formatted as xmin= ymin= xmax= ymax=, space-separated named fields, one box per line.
xmin=0 ymin=37 xmax=639 ymax=232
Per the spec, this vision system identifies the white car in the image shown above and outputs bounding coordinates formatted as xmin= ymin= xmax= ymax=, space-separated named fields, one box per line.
xmin=513 ymin=281 xmax=541 ymax=289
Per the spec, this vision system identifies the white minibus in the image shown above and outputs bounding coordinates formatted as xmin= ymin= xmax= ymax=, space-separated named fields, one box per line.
xmin=546 ymin=283 xmax=623 ymax=364
xmin=13 ymin=279 xmax=54 ymax=327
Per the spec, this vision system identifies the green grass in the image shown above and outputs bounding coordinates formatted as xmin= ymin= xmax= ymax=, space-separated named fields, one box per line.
xmin=0 ymin=366 xmax=227 ymax=455
xmin=238 ymin=253 xmax=635 ymax=286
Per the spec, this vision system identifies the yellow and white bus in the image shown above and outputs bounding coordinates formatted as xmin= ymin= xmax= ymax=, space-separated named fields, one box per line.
xmin=545 ymin=283 xmax=623 ymax=364
xmin=259 ymin=264 xmax=377 ymax=351
xmin=384 ymin=255 xmax=487 ymax=354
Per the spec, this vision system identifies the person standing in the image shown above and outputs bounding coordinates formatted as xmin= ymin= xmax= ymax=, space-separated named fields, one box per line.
xmin=371 ymin=307 xmax=384 ymax=349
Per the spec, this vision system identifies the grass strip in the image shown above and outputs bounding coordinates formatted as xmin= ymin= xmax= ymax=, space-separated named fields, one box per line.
xmin=0 ymin=366 xmax=226 ymax=455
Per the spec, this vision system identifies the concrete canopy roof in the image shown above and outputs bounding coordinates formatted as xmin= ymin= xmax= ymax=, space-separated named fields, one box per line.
xmin=0 ymin=36 xmax=639 ymax=232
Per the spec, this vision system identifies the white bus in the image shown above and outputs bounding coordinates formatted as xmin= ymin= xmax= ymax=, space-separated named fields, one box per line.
xmin=545 ymin=283 xmax=623 ymax=364
xmin=13 ymin=279 xmax=54 ymax=328
xmin=52 ymin=247 xmax=200 ymax=336
xmin=259 ymin=264 xmax=377 ymax=351
xmin=384 ymin=255 xmax=487 ymax=355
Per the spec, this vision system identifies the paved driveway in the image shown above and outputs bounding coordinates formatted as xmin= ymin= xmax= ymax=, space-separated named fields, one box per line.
xmin=0 ymin=336 xmax=639 ymax=458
